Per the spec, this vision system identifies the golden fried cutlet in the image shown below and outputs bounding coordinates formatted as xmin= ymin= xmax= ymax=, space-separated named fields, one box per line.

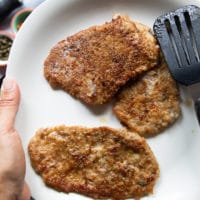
xmin=113 ymin=56 xmax=181 ymax=136
xmin=28 ymin=125 xmax=159 ymax=199
xmin=44 ymin=15 xmax=160 ymax=104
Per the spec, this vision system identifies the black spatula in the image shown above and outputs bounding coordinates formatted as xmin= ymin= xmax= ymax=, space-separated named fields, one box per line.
xmin=153 ymin=5 xmax=200 ymax=123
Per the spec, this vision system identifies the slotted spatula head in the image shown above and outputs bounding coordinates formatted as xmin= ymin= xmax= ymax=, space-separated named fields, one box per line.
xmin=153 ymin=5 xmax=200 ymax=85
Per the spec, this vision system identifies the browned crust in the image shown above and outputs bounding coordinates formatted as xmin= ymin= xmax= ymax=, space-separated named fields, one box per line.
xmin=44 ymin=15 xmax=160 ymax=105
xmin=113 ymin=56 xmax=181 ymax=136
xmin=28 ymin=125 xmax=159 ymax=199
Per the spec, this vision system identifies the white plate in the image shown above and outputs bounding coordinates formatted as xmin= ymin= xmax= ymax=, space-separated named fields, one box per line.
xmin=7 ymin=0 xmax=200 ymax=199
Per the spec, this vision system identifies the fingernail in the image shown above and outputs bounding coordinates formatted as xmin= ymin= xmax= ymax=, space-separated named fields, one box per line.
xmin=2 ymin=79 xmax=15 ymax=91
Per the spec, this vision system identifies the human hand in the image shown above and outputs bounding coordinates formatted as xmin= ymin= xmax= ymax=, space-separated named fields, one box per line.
xmin=0 ymin=78 xmax=30 ymax=200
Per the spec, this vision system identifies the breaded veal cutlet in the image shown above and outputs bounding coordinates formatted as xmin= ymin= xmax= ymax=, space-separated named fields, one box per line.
xmin=44 ymin=15 xmax=160 ymax=105
xmin=28 ymin=125 xmax=159 ymax=199
xmin=113 ymin=56 xmax=181 ymax=136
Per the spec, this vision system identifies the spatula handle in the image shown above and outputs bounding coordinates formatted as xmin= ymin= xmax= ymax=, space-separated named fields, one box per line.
xmin=195 ymin=98 xmax=200 ymax=125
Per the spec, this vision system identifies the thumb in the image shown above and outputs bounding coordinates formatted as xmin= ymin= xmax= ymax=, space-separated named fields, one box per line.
xmin=0 ymin=78 xmax=20 ymax=134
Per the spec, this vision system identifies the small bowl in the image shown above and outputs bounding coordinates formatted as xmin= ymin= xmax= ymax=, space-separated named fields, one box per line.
xmin=0 ymin=31 xmax=15 ymax=67
xmin=11 ymin=8 xmax=33 ymax=34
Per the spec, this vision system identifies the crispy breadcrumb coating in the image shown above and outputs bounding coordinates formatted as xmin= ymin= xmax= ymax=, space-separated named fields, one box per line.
xmin=28 ymin=126 xmax=159 ymax=199
xmin=44 ymin=15 xmax=159 ymax=104
xmin=113 ymin=56 xmax=181 ymax=136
